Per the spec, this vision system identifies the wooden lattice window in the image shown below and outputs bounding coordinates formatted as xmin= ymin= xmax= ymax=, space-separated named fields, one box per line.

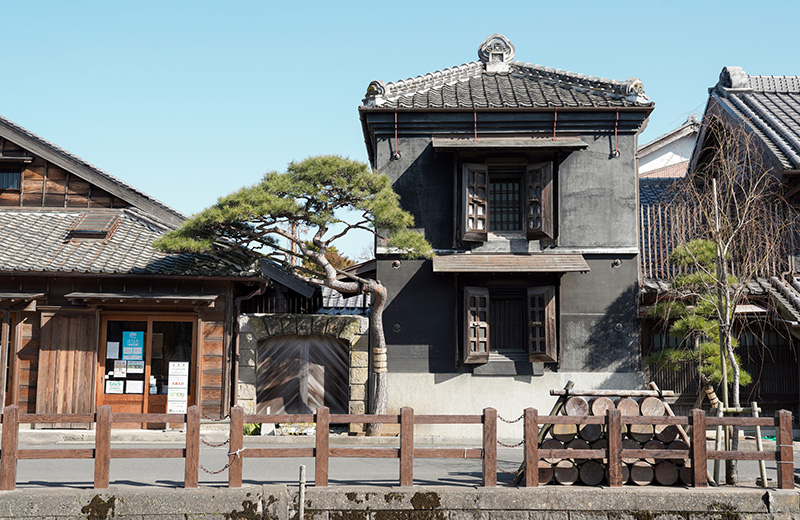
xmin=527 ymin=286 xmax=557 ymax=362
xmin=463 ymin=286 xmax=490 ymax=364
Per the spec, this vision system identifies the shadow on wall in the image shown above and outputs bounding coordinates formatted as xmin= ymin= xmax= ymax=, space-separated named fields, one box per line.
xmin=571 ymin=282 xmax=642 ymax=378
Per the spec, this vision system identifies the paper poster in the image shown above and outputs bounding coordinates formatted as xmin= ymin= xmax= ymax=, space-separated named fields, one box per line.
xmin=113 ymin=360 xmax=127 ymax=378
xmin=106 ymin=341 xmax=120 ymax=359
xmin=126 ymin=380 xmax=144 ymax=394
xmin=105 ymin=380 xmax=123 ymax=394
xmin=122 ymin=331 xmax=144 ymax=360
xmin=167 ymin=361 xmax=190 ymax=414
xmin=127 ymin=360 xmax=144 ymax=374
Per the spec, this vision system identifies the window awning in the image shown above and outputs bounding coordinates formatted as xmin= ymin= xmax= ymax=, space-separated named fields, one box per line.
xmin=432 ymin=254 xmax=590 ymax=273
xmin=432 ymin=137 xmax=588 ymax=151
xmin=0 ymin=292 xmax=45 ymax=310
xmin=65 ymin=292 xmax=218 ymax=306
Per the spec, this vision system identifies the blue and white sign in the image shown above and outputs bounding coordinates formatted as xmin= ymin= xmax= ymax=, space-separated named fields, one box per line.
xmin=122 ymin=331 xmax=144 ymax=361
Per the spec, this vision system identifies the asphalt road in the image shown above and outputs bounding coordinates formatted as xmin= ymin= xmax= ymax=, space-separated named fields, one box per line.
xmin=12 ymin=438 xmax=800 ymax=489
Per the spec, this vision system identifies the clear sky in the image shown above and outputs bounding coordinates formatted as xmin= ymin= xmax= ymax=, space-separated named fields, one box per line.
xmin=2 ymin=1 xmax=797 ymax=258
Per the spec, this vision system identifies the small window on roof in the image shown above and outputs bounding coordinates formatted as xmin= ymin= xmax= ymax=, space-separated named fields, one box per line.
xmin=0 ymin=168 xmax=21 ymax=190
xmin=69 ymin=213 xmax=119 ymax=239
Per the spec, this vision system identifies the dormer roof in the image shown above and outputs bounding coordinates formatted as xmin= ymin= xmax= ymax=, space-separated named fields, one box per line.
xmin=361 ymin=34 xmax=652 ymax=111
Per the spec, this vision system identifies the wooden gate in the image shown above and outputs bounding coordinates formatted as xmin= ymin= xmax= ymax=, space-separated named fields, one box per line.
xmin=256 ymin=334 xmax=349 ymax=415
xmin=36 ymin=312 xmax=97 ymax=428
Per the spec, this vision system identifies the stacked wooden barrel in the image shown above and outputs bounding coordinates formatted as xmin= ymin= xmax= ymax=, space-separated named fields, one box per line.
xmin=538 ymin=395 xmax=692 ymax=486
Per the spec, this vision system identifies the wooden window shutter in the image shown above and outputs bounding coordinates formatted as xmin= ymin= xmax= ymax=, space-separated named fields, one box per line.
xmin=527 ymin=286 xmax=556 ymax=362
xmin=526 ymin=163 xmax=554 ymax=240
xmin=462 ymin=163 xmax=488 ymax=242
xmin=464 ymin=286 xmax=490 ymax=364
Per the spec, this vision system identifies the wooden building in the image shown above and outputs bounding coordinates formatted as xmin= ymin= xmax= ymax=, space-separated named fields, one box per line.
xmin=358 ymin=35 xmax=654 ymax=436
xmin=0 ymin=115 xmax=263 ymax=424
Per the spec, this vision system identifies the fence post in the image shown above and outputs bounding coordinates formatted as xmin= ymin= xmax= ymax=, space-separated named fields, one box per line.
xmin=691 ymin=409 xmax=707 ymax=487
xmin=228 ymin=406 xmax=243 ymax=488
xmin=184 ymin=405 xmax=200 ymax=488
xmin=0 ymin=405 xmax=18 ymax=491
xmin=776 ymin=410 xmax=794 ymax=490
xmin=315 ymin=407 xmax=329 ymax=487
xmin=606 ymin=408 xmax=622 ymax=487
xmin=524 ymin=408 xmax=538 ymax=487
xmin=482 ymin=407 xmax=497 ymax=487
xmin=94 ymin=405 xmax=111 ymax=489
xmin=400 ymin=407 xmax=414 ymax=487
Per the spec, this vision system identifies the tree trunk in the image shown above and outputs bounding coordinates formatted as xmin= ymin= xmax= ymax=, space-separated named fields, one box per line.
xmin=366 ymin=281 xmax=388 ymax=436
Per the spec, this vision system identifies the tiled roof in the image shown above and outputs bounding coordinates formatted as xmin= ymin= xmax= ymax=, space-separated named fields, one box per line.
xmin=0 ymin=114 xmax=185 ymax=226
xmin=320 ymin=285 xmax=370 ymax=314
xmin=362 ymin=34 xmax=651 ymax=110
xmin=639 ymin=178 xmax=678 ymax=206
xmin=639 ymin=161 xmax=689 ymax=179
xmin=711 ymin=67 xmax=800 ymax=170
xmin=0 ymin=208 xmax=258 ymax=277
xmin=432 ymin=253 xmax=590 ymax=273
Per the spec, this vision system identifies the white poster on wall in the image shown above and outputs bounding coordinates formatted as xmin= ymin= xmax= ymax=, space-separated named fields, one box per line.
xmin=167 ymin=361 xmax=190 ymax=414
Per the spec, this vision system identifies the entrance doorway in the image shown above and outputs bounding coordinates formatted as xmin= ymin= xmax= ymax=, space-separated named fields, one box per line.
xmin=97 ymin=314 xmax=196 ymax=425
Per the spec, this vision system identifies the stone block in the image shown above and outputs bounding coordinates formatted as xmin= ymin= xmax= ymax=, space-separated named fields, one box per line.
xmin=245 ymin=316 xmax=267 ymax=340
xmin=350 ymin=367 xmax=368 ymax=385
xmin=358 ymin=317 xmax=369 ymax=334
xmin=488 ymin=512 xmax=528 ymax=520
xmin=239 ymin=344 xmax=257 ymax=367
xmin=279 ymin=315 xmax=298 ymax=335
xmin=351 ymin=334 xmax=369 ymax=352
xmin=340 ymin=319 xmax=362 ymax=342
xmin=238 ymin=383 xmax=256 ymax=400
xmin=351 ymin=351 xmax=369 ymax=369
xmin=312 ymin=316 xmax=328 ymax=335
xmin=349 ymin=384 xmax=365 ymax=401
xmin=240 ymin=400 xmax=256 ymax=415
xmin=326 ymin=317 xmax=348 ymax=338
xmin=349 ymin=423 xmax=365 ymax=434
xmin=349 ymin=401 xmax=365 ymax=414
xmin=450 ymin=511 xmax=489 ymax=520
xmin=264 ymin=315 xmax=282 ymax=338
xmin=238 ymin=366 xmax=256 ymax=386
xmin=530 ymin=513 xmax=568 ymax=520
xmin=298 ymin=315 xmax=313 ymax=335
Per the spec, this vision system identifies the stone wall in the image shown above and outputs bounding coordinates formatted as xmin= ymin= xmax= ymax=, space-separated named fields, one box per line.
xmin=238 ymin=314 xmax=369 ymax=432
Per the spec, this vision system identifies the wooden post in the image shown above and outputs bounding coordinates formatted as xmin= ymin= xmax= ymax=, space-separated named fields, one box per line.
xmin=184 ymin=405 xmax=200 ymax=488
xmin=0 ymin=405 xmax=18 ymax=491
xmin=482 ymin=407 xmax=497 ymax=487
xmin=606 ymin=408 xmax=623 ymax=487
xmin=752 ymin=402 xmax=768 ymax=488
xmin=400 ymin=407 xmax=414 ymax=487
xmin=690 ymin=409 xmax=707 ymax=487
xmin=94 ymin=405 xmax=111 ymax=489
xmin=228 ymin=406 xmax=243 ymax=488
xmin=776 ymin=410 xmax=794 ymax=490
xmin=524 ymin=408 xmax=538 ymax=487
xmin=315 ymin=407 xmax=329 ymax=487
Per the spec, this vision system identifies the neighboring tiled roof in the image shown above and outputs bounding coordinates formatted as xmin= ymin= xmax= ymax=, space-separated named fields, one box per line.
xmin=0 ymin=114 xmax=186 ymax=227
xmin=638 ymin=116 xmax=700 ymax=157
xmin=711 ymin=66 xmax=800 ymax=170
xmin=639 ymin=178 xmax=678 ymax=206
xmin=639 ymin=161 xmax=689 ymax=179
xmin=320 ymin=285 xmax=370 ymax=313
xmin=362 ymin=34 xmax=651 ymax=110
xmin=0 ymin=208 xmax=258 ymax=277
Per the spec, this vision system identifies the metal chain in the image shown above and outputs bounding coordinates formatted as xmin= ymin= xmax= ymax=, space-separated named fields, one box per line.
xmin=199 ymin=463 xmax=230 ymax=475
xmin=201 ymin=437 xmax=230 ymax=448
xmin=497 ymin=414 xmax=524 ymax=424
xmin=497 ymin=439 xmax=524 ymax=448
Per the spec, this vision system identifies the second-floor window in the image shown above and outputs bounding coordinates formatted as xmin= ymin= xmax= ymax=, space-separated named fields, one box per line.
xmin=0 ymin=168 xmax=21 ymax=190
xmin=462 ymin=161 xmax=553 ymax=242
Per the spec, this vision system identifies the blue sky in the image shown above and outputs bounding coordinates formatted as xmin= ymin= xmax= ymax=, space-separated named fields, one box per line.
xmin=2 ymin=1 xmax=798 ymax=258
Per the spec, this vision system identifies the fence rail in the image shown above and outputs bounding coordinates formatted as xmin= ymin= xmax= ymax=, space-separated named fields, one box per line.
xmin=0 ymin=405 xmax=794 ymax=490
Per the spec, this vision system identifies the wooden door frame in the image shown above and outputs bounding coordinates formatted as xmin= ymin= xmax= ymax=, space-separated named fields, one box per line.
xmin=96 ymin=313 xmax=198 ymax=415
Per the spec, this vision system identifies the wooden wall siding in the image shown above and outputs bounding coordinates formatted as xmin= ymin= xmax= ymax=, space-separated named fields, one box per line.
xmin=256 ymin=334 xmax=349 ymax=415
xmin=35 ymin=312 xmax=97 ymax=428
xmin=0 ymin=156 xmax=128 ymax=209
xmin=200 ymin=315 xmax=225 ymax=417
xmin=15 ymin=312 xmax=40 ymax=413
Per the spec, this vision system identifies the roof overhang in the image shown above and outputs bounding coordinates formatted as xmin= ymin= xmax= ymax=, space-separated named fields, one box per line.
xmin=65 ymin=292 xmax=218 ymax=306
xmin=0 ymin=292 xmax=45 ymax=311
xmin=432 ymin=137 xmax=588 ymax=151
xmin=432 ymin=253 xmax=590 ymax=273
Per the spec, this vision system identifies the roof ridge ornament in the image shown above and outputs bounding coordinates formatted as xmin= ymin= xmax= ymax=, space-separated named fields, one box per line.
xmin=478 ymin=34 xmax=515 ymax=74
xmin=719 ymin=66 xmax=750 ymax=90
xmin=622 ymin=78 xmax=649 ymax=103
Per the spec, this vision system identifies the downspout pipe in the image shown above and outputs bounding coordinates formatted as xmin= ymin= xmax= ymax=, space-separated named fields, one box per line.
xmin=232 ymin=279 xmax=269 ymax=408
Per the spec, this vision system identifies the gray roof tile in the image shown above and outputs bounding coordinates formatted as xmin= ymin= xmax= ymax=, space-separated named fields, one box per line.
xmin=0 ymin=208 xmax=258 ymax=278
xmin=362 ymin=35 xmax=651 ymax=111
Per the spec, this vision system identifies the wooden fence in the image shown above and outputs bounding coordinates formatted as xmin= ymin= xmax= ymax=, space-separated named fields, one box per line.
xmin=0 ymin=405 xmax=794 ymax=490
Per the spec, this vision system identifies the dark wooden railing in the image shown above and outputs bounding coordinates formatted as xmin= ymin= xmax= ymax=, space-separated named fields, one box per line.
xmin=0 ymin=405 xmax=793 ymax=490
